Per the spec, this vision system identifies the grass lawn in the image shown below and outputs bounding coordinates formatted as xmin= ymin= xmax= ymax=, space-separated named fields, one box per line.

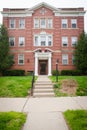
xmin=64 ymin=110 xmax=87 ymax=130
xmin=0 ymin=76 xmax=32 ymax=97
xmin=49 ymin=76 xmax=87 ymax=96
xmin=0 ymin=111 xmax=26 ymax=130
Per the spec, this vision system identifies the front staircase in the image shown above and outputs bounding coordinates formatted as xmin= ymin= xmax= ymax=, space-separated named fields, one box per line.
xmin=33 ymin=76 xmax=55 ymax=97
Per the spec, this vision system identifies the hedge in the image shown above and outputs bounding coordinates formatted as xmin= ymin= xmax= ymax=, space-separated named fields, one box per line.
xmin=61 ymin=70 xmax=82 ymax=76
xmin=3 ymin=70 xmax=25 ymax=76
xmin=52 ymin=70 xmax=60 ymax=76
xmin=52 ymin=70 xmax=82 ymax=76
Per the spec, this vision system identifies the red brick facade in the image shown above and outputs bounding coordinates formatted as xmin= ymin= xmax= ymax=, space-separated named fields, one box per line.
xmin=2 ymin=2 xmax=85 ymax=75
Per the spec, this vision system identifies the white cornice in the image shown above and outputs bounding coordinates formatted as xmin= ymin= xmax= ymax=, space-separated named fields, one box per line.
xmin=1 ymin=2 xmax=85 ymax=18
xmin=28 ymin=2 xmax=59 ymax=12
xmin=1 ymin=10 xmax=33 ymax=17
xmin=54 ymin=10 xmax=85 ymax=16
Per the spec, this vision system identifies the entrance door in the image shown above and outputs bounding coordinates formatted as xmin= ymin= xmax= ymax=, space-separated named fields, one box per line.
xmin=39 ymin=60 xmax=48 ymax=75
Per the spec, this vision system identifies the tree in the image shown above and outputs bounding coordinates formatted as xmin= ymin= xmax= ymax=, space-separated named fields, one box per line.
xmin=74 ymin=31 xmax=87 ymax=74
xmin=0 ymin=24 xmax=14 ymax=75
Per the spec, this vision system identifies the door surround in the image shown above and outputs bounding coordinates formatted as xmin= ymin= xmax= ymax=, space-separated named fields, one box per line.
xmin=34 ymin=51 xmax=52 ymax=76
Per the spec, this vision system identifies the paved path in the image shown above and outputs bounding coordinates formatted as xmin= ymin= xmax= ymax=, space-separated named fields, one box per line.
xmin=0 ymin=76 xmax=87 ymax=130
xmin=0 ymin=97 xmax=87 ymax=130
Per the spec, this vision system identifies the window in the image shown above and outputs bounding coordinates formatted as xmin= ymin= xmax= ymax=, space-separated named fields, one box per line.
xmin=72 ymin=55 xmax=75 ymax=65
xmin=19 ymin=37 xmax=25 ymax=46
xmin=19 ymin=19 xmax=25 ymax=29
xmin=10 ymin=19 xmax=15 ymax=28
xmin=34 ymin=36 xmax=38 ymax=46
xmin=18 ymin=54 xmax=24 ymax=65
xmin=62 ymin=37 xmax=68 ymax=47
xmin=34 ymin=18 xmax=53 ymax=29
xmin=9 ymin=37 xmax=15 ymax=46
xmin=34 ymin=19 xmax=39 ymax=28
xmin=62 ymin=19 xmax=68 ymax=28
xmin=34 ymin=34 xmax=53 ymax=46
xmin=48 ymin=36 xmax=52 ymax=46
xmin=48 ymin=19 xmax=52 ymax=28
xmin=40 ymin=35 xmax=46 ymax=46
xmin=71 ymin=19 xmax=77 ymax=28
xmin=62 ymin=54 xmax=68 ymax=65
xmin=71 ymin=37 xmax=77 ymax=47
xmin=40 ymin=19 xmax=46 ymax=28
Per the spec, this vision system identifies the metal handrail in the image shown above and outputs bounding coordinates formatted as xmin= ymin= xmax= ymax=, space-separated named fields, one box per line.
xmin=31 ymin=72 xmax=35 ymax=96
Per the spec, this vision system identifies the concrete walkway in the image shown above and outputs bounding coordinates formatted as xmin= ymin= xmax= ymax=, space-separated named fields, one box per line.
xmin=0 ymin=76 xmax=87 ymax=130
xmin=0 ymin=97 xmax=87 ymax=130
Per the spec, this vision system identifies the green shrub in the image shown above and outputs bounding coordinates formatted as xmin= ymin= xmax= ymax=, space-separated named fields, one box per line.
xmin=61 ymin=70 xmax=82 ymax=76
xmin=52 ymin=70 xmax=60 ymax=76
xmin=54 ymin=84 xmax=59 ymax=88
xmin=3 ymin=70 xmax=25 ymax=76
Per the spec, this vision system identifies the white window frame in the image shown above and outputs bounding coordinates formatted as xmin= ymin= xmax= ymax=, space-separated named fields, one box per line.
xmin=62 ymin=37 xmax=68 ymax=47
xmin=18 ymin=54 xmax=24 ymax=65
xmin=48 ymin=19 xmax=53 ymax=28
xmin=40 ymin=18 xmax=46 ymax=28
xmin=71 ymin=37 xmax=77 ymax=47
xmin=72 ymin=55 xmax=75 ymax=65
xmin=19 ymin=37 xmax=25 ymax=47
xmin=34 ymin=35 xmax=39 ymax=46
xmin=48 ymin=35 xmax=52 ymax=46
xmin=34 ymin=34 xmax=53 ymax=46
xmin=71 ymin=19 xmax=77 ymax=28
xmin=62 ymin=54 xmax=68 ymax=65
xmin=62 ymin=19 xmax=68 ymax=28
xmin=9 ymin=19 xmax=15 ymax=28
xmin=19 ymin=19 xmax=25 ymax=29
xmin=9 ymin=37 xmax=15 ymax=47
xmin=34 ymin=18 xmax=39 ymax=28
xmin=40 ymin=35 xmax=46 ymax=46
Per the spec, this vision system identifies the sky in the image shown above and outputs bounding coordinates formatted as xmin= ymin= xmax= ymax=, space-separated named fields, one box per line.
xmin=0 ymin=0 xmax=87 ymax=32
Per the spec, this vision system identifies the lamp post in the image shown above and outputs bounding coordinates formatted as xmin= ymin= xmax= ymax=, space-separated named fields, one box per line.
xmin=56 ymin=59 xmax=59 ymax=82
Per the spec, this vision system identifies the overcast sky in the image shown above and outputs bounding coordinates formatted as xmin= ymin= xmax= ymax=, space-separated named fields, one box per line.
xmin=0 ymin=0 xmax=87 ymax=32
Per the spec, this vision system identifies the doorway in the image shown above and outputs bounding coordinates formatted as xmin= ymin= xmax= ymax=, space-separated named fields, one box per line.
xmin=39 ymin=60 xmax=48 ymax=75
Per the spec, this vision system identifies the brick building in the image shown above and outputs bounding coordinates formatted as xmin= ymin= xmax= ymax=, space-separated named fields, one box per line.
xmin=2 ymin=2 xmax=85 ymax=75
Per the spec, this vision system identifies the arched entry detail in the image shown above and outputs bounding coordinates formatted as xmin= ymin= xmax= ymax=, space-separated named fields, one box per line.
xmin=34 ymin=51 xmax=52 ymax=76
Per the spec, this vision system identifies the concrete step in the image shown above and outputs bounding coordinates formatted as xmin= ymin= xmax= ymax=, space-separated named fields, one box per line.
xmin=35 ymin=82 xmax=52 ymax=84
xmin=34 ymin=83 xmax=53 ymax=87
xmin=33 ymin=88 xmax=54 ymax=93
xmin=36 ymin=81 xmax=52 ymax=84
xmin=33 ymin=92 xmax=55 ymax=97
xmin=34 ymin=86 xmax=53 ymax=89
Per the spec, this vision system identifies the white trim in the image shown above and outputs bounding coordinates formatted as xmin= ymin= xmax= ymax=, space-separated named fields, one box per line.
xmin=34 ymin=33 xmax=53 ymax=46
xmin=18 ymin=54 xmax=24 ymax=65
xmin=54 ymin=11 xmax=85 ymax=17
xmin=45 ymin=48 xmax=53 ymax=52
xmin=28 ymin=2 xmax=59 ymax=11
xmin=19 ymin=37 xmax=25 ymax=47
xmin=9 ymin=19 xmax=15 ymax=29
xmin=33 ymin=48 xmax=41 ymax=52
xmin=62 ymin=54 xmax=68 ymax=65
xmin=62 ymin=19 xmax=68 ymax=28
xmin=62 ymin=36 xmax=68 ymax=47
xmin=34 ymin=52 xmax=52 ymax=76
xmin=19 ymin=19 xmax=25 ymax=29
xmin=9 ymin=37 xmax=15 ymax=47
xmin=71 ymin=36 xmax=77 ymax=47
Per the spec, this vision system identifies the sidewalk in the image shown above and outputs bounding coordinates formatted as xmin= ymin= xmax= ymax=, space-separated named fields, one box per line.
xmin=0 ymin=97 xmax=87 ymax=130
xmin=0 ymin=76 xmax=87 ymax=130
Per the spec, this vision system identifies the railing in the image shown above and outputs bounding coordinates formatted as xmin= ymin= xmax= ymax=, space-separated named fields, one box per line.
xmin=31 ymin=72 xmax=35 ymax=96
